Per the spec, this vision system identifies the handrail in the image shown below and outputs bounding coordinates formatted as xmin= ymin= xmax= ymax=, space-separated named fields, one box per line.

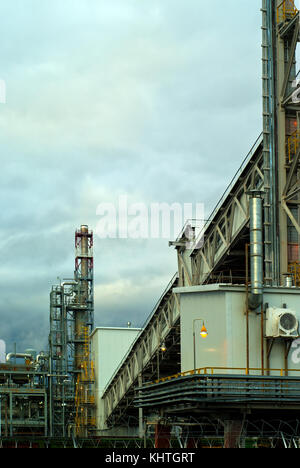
xmin=289 ymin=262 xmax=300 ymax=286
xmin=150 ymin=366 xmax=300 ymax=385
xmin=277 ymin=0 xmax=298 ymax=23
xmin=287 ymin=130 xmax=300 ymax=162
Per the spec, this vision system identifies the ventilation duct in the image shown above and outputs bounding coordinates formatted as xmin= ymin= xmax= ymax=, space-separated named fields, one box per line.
xmin=248 ymin=190 xmax=264 ymax=310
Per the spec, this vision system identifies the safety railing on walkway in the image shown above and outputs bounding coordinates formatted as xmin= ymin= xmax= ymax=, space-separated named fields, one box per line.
xmin=135 ymin=372 xmax=300 ymax=410
xmin=289 ymin=262 xmax=300 ymax=286
xmin=287 ymin=130 xmax=300 ymax=162
xmin=277 ymin=0 xmax=298 ymax=23
xmin=150 ymin=367 xmax=300 ymax=385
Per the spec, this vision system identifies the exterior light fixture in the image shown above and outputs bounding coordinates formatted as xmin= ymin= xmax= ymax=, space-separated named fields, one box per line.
xmin=160 ymin=342 xmax=167 ymax=352
xmin=157 ymin=342 xmax=167 ymax=380
xmin=200 ymin=324 xmax=208 ymax=338
xmin=193 ymin=319 xmax=208 ymax=372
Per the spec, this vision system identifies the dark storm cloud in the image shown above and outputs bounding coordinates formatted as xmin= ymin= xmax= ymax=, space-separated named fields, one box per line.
xmin=0 ymin=0 xmax=262 ymax=352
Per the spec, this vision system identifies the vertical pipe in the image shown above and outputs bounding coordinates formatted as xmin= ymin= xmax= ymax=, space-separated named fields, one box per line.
xmin=5 ymin=397 xmax=7 ymax=437
xmin=247 ymin=190 xmax=264 ymax=374
xmin=248 ymin=190 xmax=264 ymax=310
xmin=49 ymin=356 xmax=53 ymax=437
xmin=9 ymin=393 xmax=12 ymax=437
xmin=250 ymin=194 xmax=263 ymax=296
xmin=245 ymin=243 xmax=250 ymax=375
xmin=266 ymin=338 xmax=274 ymax=376
xmin=193 ymin=330 xmax=196 ymax=372
xmin=285 ymin=341 xmax=292 ymax=376
xmin=138 ymin=373 xmax=144 ymax=439
xmin=261 ymin=303 xmax=265 ymax=375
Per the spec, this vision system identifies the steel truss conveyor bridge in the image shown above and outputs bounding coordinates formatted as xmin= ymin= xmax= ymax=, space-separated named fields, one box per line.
xmin=101 ymin=134 xmax=264 ymax=431
xmin=101 ymin=0 xmax=300 ymax=438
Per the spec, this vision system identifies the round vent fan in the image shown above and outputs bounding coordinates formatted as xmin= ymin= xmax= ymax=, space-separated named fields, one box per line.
xmin=279 ymin=312 xmax=298 ymax=332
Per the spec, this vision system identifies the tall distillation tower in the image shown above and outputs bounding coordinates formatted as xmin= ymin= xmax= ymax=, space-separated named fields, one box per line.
xmin=74 ymin=225 xmax=94 ymax=369
xmin=263 ymin=0 xmax=300 ymax=285
xmin=49 ymin=225 xmax=94 ymax=438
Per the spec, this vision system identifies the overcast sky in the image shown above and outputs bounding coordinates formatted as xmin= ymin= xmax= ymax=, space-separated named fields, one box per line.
xmin=0 ymin=0 xmax=264 ymax=354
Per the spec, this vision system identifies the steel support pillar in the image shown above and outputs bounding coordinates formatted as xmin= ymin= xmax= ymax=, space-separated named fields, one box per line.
xmin=223 ymin=420 xmax=244 ymax=449
xmin=154 ymin=424 xmax=171 ymax=448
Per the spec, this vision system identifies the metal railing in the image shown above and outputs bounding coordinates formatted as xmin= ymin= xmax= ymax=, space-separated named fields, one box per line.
xmin=149 ymin=366 xmax=300 ymax=385
xmin=287 ymin=130 xmax=300 ymax=162
xmin=277 ymin=0 xmax=298 ymax=23
xmin=135 ymin=372 xmax=300 ymax=410
xmin=289 ymin=262 xmax=300 ymax=286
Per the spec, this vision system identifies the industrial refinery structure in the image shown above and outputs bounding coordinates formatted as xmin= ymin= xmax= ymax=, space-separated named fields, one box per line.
xmin=2 ymin=0 xmax=300 ymax=448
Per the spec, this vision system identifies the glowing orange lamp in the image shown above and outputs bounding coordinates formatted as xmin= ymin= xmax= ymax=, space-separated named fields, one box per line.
xmin=200 ymin=324 xmax=208 ymax=338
